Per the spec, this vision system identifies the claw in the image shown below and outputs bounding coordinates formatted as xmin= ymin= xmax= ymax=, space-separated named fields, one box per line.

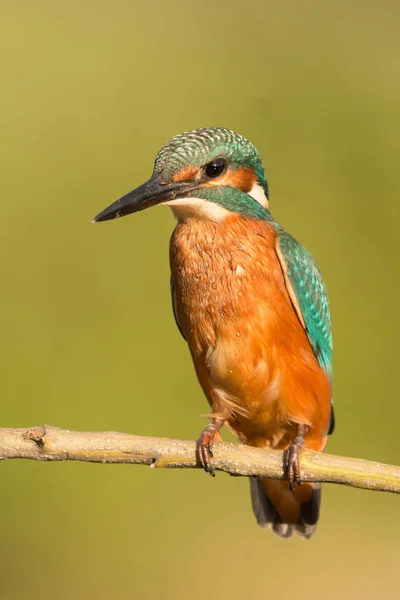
xmin=285 ymin=424 xmax=306 ymax=491
xmin=197 ymin=422 xmax=223 ymax=477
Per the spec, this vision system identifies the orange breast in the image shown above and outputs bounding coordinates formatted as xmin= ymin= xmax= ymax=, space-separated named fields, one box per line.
xmin=170 ymin=215 xmax=331 ymax=452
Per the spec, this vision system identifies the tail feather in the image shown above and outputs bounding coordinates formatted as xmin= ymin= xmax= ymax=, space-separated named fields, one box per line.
xmin=250 ymin=477 xmax=321 ymax=539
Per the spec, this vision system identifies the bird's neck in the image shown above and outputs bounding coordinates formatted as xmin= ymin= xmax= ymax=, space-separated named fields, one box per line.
xmin=167 ymin=186 xmax=278 ymax=226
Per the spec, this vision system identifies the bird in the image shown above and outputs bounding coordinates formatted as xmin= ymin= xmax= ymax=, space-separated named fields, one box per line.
xmin=93 ymin=127 xmax=333 ymax=539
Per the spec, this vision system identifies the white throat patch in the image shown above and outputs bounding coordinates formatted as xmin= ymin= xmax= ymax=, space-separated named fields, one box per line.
xmin=165 ymin=198 xmax=229 ymax=222
xmin=248 ymin=182 xmax=269 ymax=209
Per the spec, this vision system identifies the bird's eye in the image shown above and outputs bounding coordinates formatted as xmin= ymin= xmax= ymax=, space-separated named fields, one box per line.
xmin=204 ymin=158 xmax=227 ymax=179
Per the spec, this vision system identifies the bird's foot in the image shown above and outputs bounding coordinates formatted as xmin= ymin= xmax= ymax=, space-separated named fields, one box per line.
xmin=197 ymin=421 xmax=223 ymax=477
xmin=285 ymin=424 xmax=306 ymax=491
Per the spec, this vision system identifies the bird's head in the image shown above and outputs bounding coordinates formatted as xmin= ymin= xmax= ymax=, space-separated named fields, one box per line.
xmin=93 ymin=128 xmax=270 ymax=223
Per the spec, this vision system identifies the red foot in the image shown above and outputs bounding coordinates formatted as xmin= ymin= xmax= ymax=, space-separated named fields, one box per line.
xmin=197 ymin=424 xmax=222 ymax=477
xmin=285 ymin=425 xmax=306 ymax=491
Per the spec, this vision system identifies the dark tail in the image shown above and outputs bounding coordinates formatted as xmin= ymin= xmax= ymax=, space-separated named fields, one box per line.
xmin=250 ymin=477 xmax=321 ymax=539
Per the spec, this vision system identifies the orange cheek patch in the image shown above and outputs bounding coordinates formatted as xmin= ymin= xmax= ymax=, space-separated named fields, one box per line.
xmin=206 ymin=168 xmax=257 ymax=192
xmin=173 ymin=166 xmax=257 ymax=190
xmin=172 ymin=165 xmax=200 ymax=182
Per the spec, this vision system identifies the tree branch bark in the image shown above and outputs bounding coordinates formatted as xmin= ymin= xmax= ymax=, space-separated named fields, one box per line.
xmin=0 ymin=425 xmax=399 ymax=494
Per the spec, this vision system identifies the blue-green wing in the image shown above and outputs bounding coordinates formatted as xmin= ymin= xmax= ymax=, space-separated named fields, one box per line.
xmin=277 ymin=233 xmax=332 ymax=378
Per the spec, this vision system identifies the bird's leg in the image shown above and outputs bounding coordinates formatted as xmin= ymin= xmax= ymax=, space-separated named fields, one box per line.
xmin=197 ymin=417 xmax=224 ymax=477
xmin=285 ymin=424 xmax=307 ymax=491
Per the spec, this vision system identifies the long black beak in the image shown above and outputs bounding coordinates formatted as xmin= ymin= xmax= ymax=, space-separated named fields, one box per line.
xmin=92 ymin=176 xmax=196 ymax=223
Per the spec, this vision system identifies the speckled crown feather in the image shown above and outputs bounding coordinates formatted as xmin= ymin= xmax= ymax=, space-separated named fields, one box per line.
xmin=153 ymin=127 xmax=269 ymax=197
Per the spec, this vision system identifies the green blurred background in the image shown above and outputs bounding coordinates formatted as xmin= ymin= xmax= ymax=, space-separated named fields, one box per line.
xmin=1 ymin=0 xmax=399 ymax=598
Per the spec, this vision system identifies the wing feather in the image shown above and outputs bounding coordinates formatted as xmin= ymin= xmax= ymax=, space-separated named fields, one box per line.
xmin=170 ymin=277 xmax=186 ymax=340
xmin=276 ymin=233 xmax=332 ymax=378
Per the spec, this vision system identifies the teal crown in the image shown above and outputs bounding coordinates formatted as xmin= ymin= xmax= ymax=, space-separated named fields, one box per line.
xmin=153 ymin=127 xmax=269 ymax=199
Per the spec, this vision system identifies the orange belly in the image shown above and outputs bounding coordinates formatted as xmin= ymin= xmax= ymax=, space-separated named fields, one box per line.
xmin=170 ymin=214 xmax=331 ymax=453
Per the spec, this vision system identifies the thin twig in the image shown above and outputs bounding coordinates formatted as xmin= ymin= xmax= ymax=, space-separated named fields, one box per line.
xmin=0 ymin=425 xmax=399 ymax=494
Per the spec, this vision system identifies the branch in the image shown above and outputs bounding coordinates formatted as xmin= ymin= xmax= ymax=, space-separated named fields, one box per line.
xmin=0 ymin=425 xmax=399 ymax=494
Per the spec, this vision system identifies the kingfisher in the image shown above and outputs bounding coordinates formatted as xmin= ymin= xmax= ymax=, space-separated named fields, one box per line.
xmin=93 ymin=127 xmax=333 ymax=539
